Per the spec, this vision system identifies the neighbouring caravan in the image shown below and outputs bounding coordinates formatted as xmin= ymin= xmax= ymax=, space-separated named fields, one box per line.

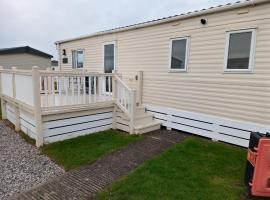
xmin=52 ymin=0 xmax=270 ymax=147
xmin=0 ymin=46 xmax=53 ymax=70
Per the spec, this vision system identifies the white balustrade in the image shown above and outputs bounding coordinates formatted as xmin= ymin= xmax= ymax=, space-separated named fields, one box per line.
xmin=39 ymin=71 xmax=113 ymax=107
xmin=0 ymin=68 xmax=114 ymax=109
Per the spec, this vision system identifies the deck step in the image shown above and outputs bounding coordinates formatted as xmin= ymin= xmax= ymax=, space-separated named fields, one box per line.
xmin=116 ymin=106 xmax=145 ymax=112
xmin=135 ymin=121 xmax=161 ymax=135
xmin=135 ymin=107 xmax=146 ymax=115
xmin=116 ymin=111 xmax=153 ymax=121
xmin=115 ymin=105 xmax=160 ymax=135
xmin=135 ymin=115 xmax=153 ymax=124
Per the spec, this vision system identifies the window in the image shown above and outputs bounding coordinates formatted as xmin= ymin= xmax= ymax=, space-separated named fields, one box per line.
xmin=103 ymin=41 xmax=116 ymax=93
xmin=224 ymin=29 xmax=256 ymax=72
xmin=169 ymin=37 xmax=189 ymax=71
xmin=103 ymin=43 xmax=115 ymax=73
xmin=72 ymin=50 xmax=84 ymax=69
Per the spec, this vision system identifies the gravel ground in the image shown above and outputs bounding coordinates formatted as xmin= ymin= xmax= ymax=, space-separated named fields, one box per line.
xmin=0 ymin=121 xmax=64 ymax=200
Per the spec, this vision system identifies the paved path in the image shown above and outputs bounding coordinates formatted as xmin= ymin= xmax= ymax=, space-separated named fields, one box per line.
xmin=12 ymin=130 xmax=189 ymax=200
xmin=0 ymin=120 xmax=64 ymax=200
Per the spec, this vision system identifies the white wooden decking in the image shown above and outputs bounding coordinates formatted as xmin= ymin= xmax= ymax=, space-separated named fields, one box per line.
xmin=0 ymin=67 xmax=159 ymax=146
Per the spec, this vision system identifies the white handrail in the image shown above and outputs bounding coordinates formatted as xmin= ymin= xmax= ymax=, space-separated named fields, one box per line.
xmin=40 ymin=70 xmax=114 ymax=77
xmin=113 ymin=74 xmax=136 ymax=134
xmin=115 ymin=75 xmax=130 ymax=91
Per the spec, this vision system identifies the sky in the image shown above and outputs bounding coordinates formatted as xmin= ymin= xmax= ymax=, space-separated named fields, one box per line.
xmin=0 ymin=0 xmax=237 ymax=59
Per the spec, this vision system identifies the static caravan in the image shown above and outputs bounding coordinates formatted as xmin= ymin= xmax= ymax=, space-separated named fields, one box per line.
xmin=54 ymin=0 xmax=270 ymax=147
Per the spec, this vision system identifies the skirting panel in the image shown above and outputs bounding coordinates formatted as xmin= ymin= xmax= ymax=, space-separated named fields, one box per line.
xmin=145 ymin=104 xmax=270 ymax=147
xmin=43 ymin=111 xmax=113 ymax=143
xmin=6 ymin=103 xmax=36 ymax=139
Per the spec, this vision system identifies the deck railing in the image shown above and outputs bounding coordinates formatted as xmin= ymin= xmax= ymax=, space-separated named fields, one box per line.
xmin=0 ymin=67 xmax=114 ymax=108
xmin=39 ymin=70 xmax=113 ymax=107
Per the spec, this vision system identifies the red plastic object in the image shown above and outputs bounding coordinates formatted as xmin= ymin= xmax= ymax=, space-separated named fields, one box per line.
xmin=250 ymin=138 xmax=270 ymax=197
xmin=247 ymin=149 xmax=257 ymax=167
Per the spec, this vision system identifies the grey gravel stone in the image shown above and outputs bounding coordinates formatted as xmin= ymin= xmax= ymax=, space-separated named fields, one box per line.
xmin=0 ymin=121 xmax=64 ymax=200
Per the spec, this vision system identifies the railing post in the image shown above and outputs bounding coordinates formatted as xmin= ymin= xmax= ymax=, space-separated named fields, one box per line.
xmin=11 ymin=67 xmax=17 ymax=98
xmin=11 ymin=67 xmax=21 ymax=132
xmin=137 ymin=71 xmax=143 ymax=106
xmin=112 ymin=71 xmax=118 ymax=129
xmin=32 ymin=66 xmax=43 ymax=147
xmin=0 ymin=66 xmax=6 ymax=120
xmin=129 ymin=89 xmax=136 ymax=134
xmin=112 ymin=70 xmax=117 ymax=99
xmin=98 ymin=76 xmax=102 ymax=95
xmin=46 ymin=67 xmax=52 ymax=94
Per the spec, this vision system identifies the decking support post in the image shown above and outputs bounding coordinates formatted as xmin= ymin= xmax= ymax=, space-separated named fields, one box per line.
xmin=0 ymin=66 xmax=6 ymax=120
xmin=112 ymin=105 xmax=117 ymax=130
xmin=112 ymin=70 xmax=117 ymax=129
xmin=166 ymin=114 xmax=172 ymax=131
xmin=137 ymin=71 xmax=143 ymax=106
xmin=211 ymin=123 xmax=219 ymax=142
xmin=11 ymin=67 xmax=21 ymax=132
xmin=32 ymin=66 xmax=43 ymax=147
xmin=1 ymin=100 xmax=6 ymax=120
xmin=129 ymin=89 xmax=136 ymax=134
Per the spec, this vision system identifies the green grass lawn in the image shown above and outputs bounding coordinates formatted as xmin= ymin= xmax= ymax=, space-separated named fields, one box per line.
xmin=97 ymin=137 xmax=248 ymax=200
xmin=42 ymin=130 xmax=142 ymax=171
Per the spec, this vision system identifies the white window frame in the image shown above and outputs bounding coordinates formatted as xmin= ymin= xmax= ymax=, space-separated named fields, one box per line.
xmin=102 ymin=41 xmax=117 ymax=72
xmin=169 ymin=37 xmax=190 ymax=72
xmin=224 ymin=29 xmax=256 ymax=73
xmin=72 ymin=49 xmax=84 ymax=69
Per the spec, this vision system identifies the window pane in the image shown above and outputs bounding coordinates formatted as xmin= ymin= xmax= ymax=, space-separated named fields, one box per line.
xmin=72 ymin=51 xmax=76 ymax=68
xmin=227 ymin=32 xmax=252 ymax=69
xmin=104 ymin=44 xmax=114 ymax=73
xmin=171 ymin=39 xmax=187 ymax=69
xmin=77 ymin=51 xmax=84 ymax=68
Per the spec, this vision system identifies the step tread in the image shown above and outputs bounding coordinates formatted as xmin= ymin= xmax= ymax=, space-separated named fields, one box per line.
xmin=116 ymin=112 xmax=153 ymax=120
xmin=134 ymin=120 xmax=161 ymax=130
xmin=135 ymin=123 xmax=161 ymax=134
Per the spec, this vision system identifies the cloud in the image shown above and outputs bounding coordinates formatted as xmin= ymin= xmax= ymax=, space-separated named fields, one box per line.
xmin=0 ymin=0 xmax=236 ymax=59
